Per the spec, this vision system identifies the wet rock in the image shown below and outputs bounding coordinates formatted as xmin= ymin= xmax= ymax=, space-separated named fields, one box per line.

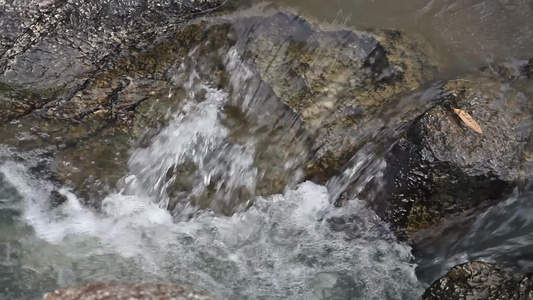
xmin=0 ymin=4 xmax=228 ymax=202
xmin=0 ymin=0 xmax=228 ymax=123
xmin=0 ymin=11 xmax=440 ymax=213
xmin=0 ymin=20 xmax=237 ymax=207
xmin=232 ymin=13 xmax=440 ymax=182
xmin=0 ymin=82 xmax=63 ymax=124
xmin=37 ymin=21 xmax=213 ymax=127
xmin=43 ymin=282 xmax=224 ymax=300
xmin=381 ymin=71 xmax=533 ymax=238
xmin=50 ymin=128 xmax=132 ymax=206
xmin=420 ymin=261 xmax=533 ymax=300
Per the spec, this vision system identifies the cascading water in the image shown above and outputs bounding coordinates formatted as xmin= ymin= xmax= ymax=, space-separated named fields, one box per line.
xmin=0 ymin=44 xmax=424 ymax=299
xmin=125 ymin=46 xmax=309 ymax=218
xmin=415 ymin=187 xmax=533 ymax=284
xmin=126 ymin=86 xmax=259 ymax=218
xmin=1 ymin=0 xmax=532 ymax=298
xmin=0 ymin=160 xmax=423 ymax=299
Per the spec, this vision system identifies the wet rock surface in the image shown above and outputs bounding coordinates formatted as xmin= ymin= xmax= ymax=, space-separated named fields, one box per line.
xmin=44 ymin=282 xmax=224 ymax=300
xmin=420 ymin=261 xmax=533 ymax=300
xmin=0 ymin=14 xmax=234 ymax=207
xmin=0 ymin=0 xmax=227 ymax=122
xmin=0 ymin=11 xmax=440 ymax=213
xmin=0 ymin=0 xmax=232 ymax=205
xmin=380 ymin=69 xmax=533 ymax=238
xmin=231 ymin=13 xmax=440 ymax=182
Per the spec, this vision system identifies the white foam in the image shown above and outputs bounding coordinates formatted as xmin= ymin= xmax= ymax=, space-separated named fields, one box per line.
xmin=0 ymin=160 xmax=423 ymax=299
xmin=127 ymin=86 xmax=259 ymax=216
xmin=0 ymin=46 xmax=423 ymax=299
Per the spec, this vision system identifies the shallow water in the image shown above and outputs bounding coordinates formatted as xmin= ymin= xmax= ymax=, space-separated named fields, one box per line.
xmin=263 ymin=0 xmax=533 ymax=72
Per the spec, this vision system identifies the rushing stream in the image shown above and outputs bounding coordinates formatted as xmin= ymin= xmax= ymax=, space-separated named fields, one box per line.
xmin=0 ymin=43 xmax=423 ymax=299
xmin=0 ymin=0 xmax=532 ymax=299
xmin=0 ymin=82 xmax=421 ymax=299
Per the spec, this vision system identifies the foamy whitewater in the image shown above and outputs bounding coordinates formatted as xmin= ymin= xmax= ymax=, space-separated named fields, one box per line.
xmin=0 ymin=46 xmax=423 ymax=299
xmin=0 ymin=160 xmax=422 ymax=299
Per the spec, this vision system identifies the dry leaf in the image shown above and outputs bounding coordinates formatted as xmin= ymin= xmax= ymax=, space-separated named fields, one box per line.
xmin=453 ymin=107 xmax=483 ymax=134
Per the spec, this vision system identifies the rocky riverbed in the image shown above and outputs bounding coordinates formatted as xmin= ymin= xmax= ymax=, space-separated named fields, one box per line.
xmin=0 ymin=0 xmax=532 ymax=299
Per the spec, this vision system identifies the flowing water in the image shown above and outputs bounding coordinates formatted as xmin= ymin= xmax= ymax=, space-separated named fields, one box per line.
xmin=414 ymin=188 xmax=533 ymax=284
xmin=0 ymin=43 xmax=422 ymax=299
xmin=0 ymin=79 xmax=421 ymax=300
xmin=0 ymin=0 xmax=532 ymax=299
xmin=264 ymin=0 xmax=533 ymax=73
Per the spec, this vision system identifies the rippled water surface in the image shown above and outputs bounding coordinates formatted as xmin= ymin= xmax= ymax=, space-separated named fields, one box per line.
xmin=263 ymin=0 xmax=533 ymax=72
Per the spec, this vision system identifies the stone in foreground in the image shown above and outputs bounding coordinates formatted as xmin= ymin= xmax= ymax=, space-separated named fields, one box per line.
xmin=44 ymin=282 xmax=224 ymax=300
xmin=420 ymin=261 xmax=533 ymax=300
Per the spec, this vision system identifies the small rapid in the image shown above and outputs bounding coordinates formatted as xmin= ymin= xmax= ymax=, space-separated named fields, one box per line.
xmin=416 ymin=188 xmax=533 ymax=283
xmin=0 ymin=45 xmax=423 ymax=299
xmin=0 ymin=101 xmax=423 ymax=299
xmin=0 ymin=160 xmax=423 ymax=299
xmin=0 ymin=0 xmax=532 ymax=299
xmin=127 ymin=86 xmax=258 ymax=218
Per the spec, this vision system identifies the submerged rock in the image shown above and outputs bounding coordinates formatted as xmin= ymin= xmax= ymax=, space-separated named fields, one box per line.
xmin=420 ymin=261 xmax=533 ymax=300
xmin=43 ymin=282 xmax=224 ymax=300
xmin=380 ymin=68 xmax=533 ymax=238
xmin=231 ymin=13 xmax=440 ymax=182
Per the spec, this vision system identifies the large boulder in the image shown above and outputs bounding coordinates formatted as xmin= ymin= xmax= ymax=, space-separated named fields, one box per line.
xmin=378 ymin=66 xmax=533 ymax=239
xmin=43 ymin=282 xmax=224 ymax=300
xmin=230 ymin=13 xmax=440 ymax=182
xmin=420 ymin=261 xmax=533 ymax=300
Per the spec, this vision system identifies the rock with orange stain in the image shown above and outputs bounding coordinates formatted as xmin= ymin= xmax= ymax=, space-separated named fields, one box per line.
xmin=44 ymin=282 xmax=224 ymax=300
